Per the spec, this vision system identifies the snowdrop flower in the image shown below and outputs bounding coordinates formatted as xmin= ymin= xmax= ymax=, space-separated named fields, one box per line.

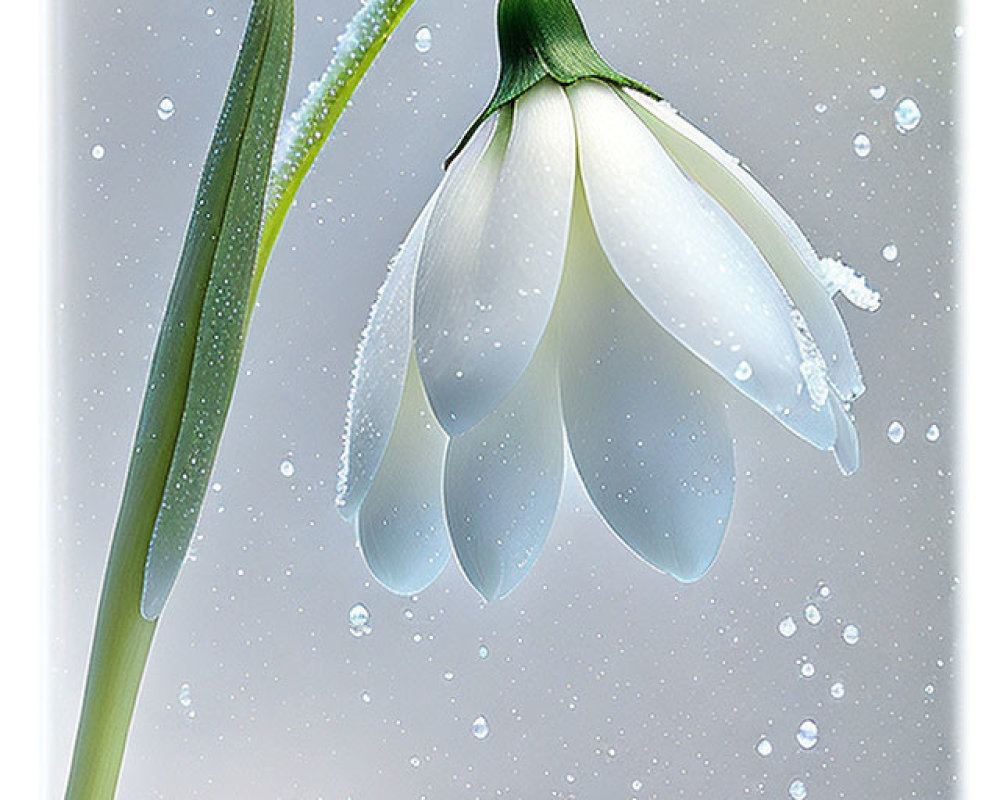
xmin=336 ymin=0 xmax=879 ymax=600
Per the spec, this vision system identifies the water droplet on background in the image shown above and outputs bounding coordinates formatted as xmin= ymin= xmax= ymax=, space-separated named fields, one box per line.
xmin=925 ymin=424 xmax=941 ymax=442
xmin=870 ymin=84 xmax=887 ymax=100
xmin=817 ymin=582 xmax=832 ymax=599
xmin=804 ymin=604 xmax=822 ymax=625
xmin=843 ymin=623 xmax=861 ymax=645
xmin=852 ymin=132 xmax=872 ymax=158
xmin=887 ymin=420 xmax=906 ymax=444
xmin=632 ymin=779 xmax=644 ymax=791
xmin=796 ymin=719 xmax=819 ymax=749
xmin=778 ymin=616 xmax=798 ymax=638
xmin=756 ymin=737 xmax=774 ymax=757
xmin=830 ymin=681 xmax=846 ymax=699
xmin=279 ymin=457 xmax=295 ymax=477
xmin=789 ymin=778 xmax=809 ymax=800
xmin=472 ymin=715 xmax=490 ymax=739
xmin=814 ymin=102 xmax=828 ymax=114
xmin=414 ymin=25 xmax=433 ymax=52
xmin=178 ymin=682 xmax=192 ymax=707
xmin=157 ymin=95 xmax=175 ymax=120
xmin=894 ymin=97 xmax=922 ymax=132
xmin=361 ymin=690 xmax=372 ymax=703
xmin=90 ymin=144 xmax=105 ymax=160
xmin=348 ymin=602 xmax=372 ymax=637
xmin=478 ymin=644 xmax=490 ymax=659
xmin=409 ymin=755 xmax=421 ymax=768
xmin=801 ymin=661 xmax=816 ymax=678
xmin=882 ymin=243 xmax=899 ymax=262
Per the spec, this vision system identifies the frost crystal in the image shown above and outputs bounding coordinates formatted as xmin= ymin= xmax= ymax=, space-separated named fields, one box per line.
xmin=816 ymin=257 xmax=881 ymax=311
xmin=790 ymin=310 xmax=830 ymax=407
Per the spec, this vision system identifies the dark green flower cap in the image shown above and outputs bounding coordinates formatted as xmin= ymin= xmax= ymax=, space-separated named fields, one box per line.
xmin=448 ymin=0 xmax=660 ymax=164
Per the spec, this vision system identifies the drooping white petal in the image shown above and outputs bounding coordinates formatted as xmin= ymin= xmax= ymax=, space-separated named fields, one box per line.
xmin=622 ymin=87 xmax=867 ymax=400
xmin=356 ymin=355 xmax=450 ymax=595
xmin=443 ymin=334 xmax=564 ymax=601
xmin=830 ymin=393 xmax=860 ymax=476
xmin=558 ymin=192 xmax=735 ymax=582
xmin=416 ymin=80 xmax=576 ymax=436
xmin=568 ymin=80 xmax=835 ymax=450
xmin=337 ymin=194 xmax=439 ymax=517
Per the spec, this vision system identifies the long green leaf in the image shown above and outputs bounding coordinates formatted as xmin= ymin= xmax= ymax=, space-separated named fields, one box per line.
xmin=139 ymin=0 xmax=295 ymax=620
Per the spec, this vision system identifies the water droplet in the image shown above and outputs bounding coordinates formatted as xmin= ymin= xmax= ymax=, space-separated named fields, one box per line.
xmin=955 ymin=25 xmax=965 ymax=38
xmin=801 ymin=661 xmax=816 ymax=678
xmin=817 ymin=581 xmax=832 ymax=599
xmin=804 ymin=604 xmax=822 ymax=625
xmin=852 ymin=132 xmax=872 ymax=158
xmin=409 ymin=755 xmax=421 ymax=768
xmin=472 ymin=715 xmax=490 ymax=739
xmin=870 ymin=84 xmax=887 ymax=100
xmin=925 ymin=424 xmax=941 ymax=442
xmin=814 ymin=102 xmax=828 ymax=114
xmin=157 ymin=96 xmax=175 ymax=120
xmin=414 ymin=25 xmax=433 ymax=53
xmin=734 ymin=360 xmax=753 ymax=381
xmin=842 ymin=623 xmax=861 ymax=645
xmin=279 ymin=458 xmax=295 ymax=477
xmin=348 ymin=602 xmax=372 ymax=637
xmin=796 ymin=719 xmax=819 ymax=750
xmin=882 ymin=243 xmax=899 ymax=262
xmin=778 ymin=616 xmax=798 ymax=638
xmin=632 ymin=779 xmax=644 ymax=791
xmin=925 ymin=683 xmax=936 ymax=696
xmin=443 ymin=670 xmax=455 ymax=681
xmin=894 ymin=97 xmax=922 ymax=133
xmin=178 ymin=682 xmax=192 ymax=707
xmin=830 ymin=681 xmax=846 ymax=699
xmin=788 ymin=778 xmax=809 ymax=800
xmin=756 ymin=737 xmax=774 ymax=757
xmin=361 ymin=690 xmax=372 ymax=703
xmin=887 ymin=420 xmax=906 ymax=444
xmin=90 ymin=144 xmax=105 ymax=160
xmin=478 ymin=644 xmax=490 ymax=659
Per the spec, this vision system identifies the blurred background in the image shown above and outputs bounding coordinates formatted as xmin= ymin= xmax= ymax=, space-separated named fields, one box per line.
xmin=47 ymin=0 xmax=958 ymax=796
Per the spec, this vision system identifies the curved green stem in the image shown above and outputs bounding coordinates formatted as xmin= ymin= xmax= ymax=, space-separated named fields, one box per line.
xmin=246 ymin=0 xmax=419 ymax=326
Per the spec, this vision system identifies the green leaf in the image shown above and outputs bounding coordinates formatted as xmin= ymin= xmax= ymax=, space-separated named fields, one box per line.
xmin=139 ymin=0 xmax=295 ymax=620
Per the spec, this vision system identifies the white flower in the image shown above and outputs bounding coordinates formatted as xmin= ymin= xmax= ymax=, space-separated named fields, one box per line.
xmin=335 ymin=3 xmax=877 ymax=601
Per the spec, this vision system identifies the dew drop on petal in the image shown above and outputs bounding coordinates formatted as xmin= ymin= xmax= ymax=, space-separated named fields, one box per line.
xmin=870 ymin=84 xmax=887 ymax=100
xmin=852 ymin=132 xmax=872 ymax=158
xmin=414 ymin=25 xmax=433 ymax=52
xmin=157 ymin=96 xmax=176 ymax=120
xmin=882 ymin=243 xmax=899 ymax=262
xmin=804 ymin=604 xmax=822 ymax=625
xmin=796 ymin=719 xmax=819 ymax=750
xmin=472 ymin=715 xmax=490 ymax=739
xmin=843 ymin=623 xmax=861 ymax=645
xmin=830 ymin=681 xmax=846 ymax=699
xmin=734 ymin=360 xmax=753 ymax=381
xmin=887 ymin=420 xmax=906 ymax=444
xmin=789 ymin=779 xmax=809 ymax=800
xmin=894 ymin=97 xmax=922 ymax=132
xmin=756 ymin=737 xmax=774 ymax=757
xmin=90 ymin=144 xmax=105 ymax=160
xmin=778 ymin=616 xmax=798 ymax=638
xmin=925 ymin=424 xmax=941 ymax=442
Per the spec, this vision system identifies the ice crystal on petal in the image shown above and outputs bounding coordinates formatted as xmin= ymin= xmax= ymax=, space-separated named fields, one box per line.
xmin=790 ymin=310 xmax=830 ymax=408
xmin=815 ymin=257 xmax=882 ymax=311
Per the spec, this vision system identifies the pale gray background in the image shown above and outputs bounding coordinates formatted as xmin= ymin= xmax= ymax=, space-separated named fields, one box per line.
xmin=47 ymin=0 xmax=958 ymax=797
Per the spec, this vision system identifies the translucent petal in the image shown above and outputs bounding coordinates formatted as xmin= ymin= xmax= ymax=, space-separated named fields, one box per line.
xmin=444 ymin=335 xmax=563 ymax=601
xmin=568 ymin=81 xmax=835 ymax=450
xmin=622 ymin=87 xmax=865 ymax=400
xmin=357 ymin=355 xmax=450 ymax=595
xmin=558 ymin=194 xmax=735 ymax=582
xmin=337 ymin=195 xmax=439 ymax=517
xmin=416 ymin=81 xmax=576 ymax=435
xmin=830 ymin=394 xmax=860 ymax=476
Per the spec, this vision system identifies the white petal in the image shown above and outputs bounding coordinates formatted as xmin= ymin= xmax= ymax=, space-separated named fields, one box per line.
xmin=357 ymin=355 xmax=450 ymax=595
xmin=444 ymin=334 xmax=563 ymax=601
xmin=622 ymin=87 xmax=865 ymax=400
xmin=416 ymin=81 xmax=576 ymax=435
xmin=568 ymin=81 xmax=835 ymax=450
xmin=830 ymin=394 xmax=860 ymax=476
xmin=558 ymin=195 xmax=735 ymax=582
xmin=337 ymin=195 xmax=438 ymax=517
